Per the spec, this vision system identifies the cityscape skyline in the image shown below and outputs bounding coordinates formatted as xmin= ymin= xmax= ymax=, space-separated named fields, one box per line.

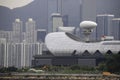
xmin=1 ymin=13 xmax=120 ymax=42
xmin=0 ymin=0 xmax=120 ymax=31
xmin=0 ymin=0 xmax=120 ymax=68
xmin=0 ymin=13 xmax=120 ymax=68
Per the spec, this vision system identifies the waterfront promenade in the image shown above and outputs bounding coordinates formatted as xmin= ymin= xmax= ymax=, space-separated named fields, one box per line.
xmin=0 ymin=73 xmax=120 ymax=80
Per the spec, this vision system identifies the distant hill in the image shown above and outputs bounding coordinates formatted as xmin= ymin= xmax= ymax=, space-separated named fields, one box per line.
xmin=0 ymin=0 xmax=48 ymax=30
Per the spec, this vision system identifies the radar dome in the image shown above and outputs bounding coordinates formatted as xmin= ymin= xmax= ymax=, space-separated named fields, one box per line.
xmin=80 ymin=21 xmax=97 ymax=29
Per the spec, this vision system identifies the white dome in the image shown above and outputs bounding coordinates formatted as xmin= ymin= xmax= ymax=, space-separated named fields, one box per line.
xmin=80 ymin=21 xmax=97 ymax=29
xmin=45 ymin=32 xmax=120 ymax=56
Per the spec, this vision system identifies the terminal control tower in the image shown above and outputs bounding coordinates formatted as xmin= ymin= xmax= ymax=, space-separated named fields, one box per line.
xmin=80 ymin=21 xmax=97 ymax=42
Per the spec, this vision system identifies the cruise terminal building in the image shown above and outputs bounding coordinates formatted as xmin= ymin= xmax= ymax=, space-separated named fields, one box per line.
xmin=32 ymin=21 xmax=120 ymax=67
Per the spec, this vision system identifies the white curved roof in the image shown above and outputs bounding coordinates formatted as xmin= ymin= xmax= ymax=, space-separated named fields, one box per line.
xmin=45 ymin=32 xmax=120 ymax=56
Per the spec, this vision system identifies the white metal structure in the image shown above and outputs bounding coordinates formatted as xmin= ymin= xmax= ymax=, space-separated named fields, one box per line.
xmin=45 ymin=32 xmax=120 ymax=56
xmin=80 ymin=21 xmax=97 ymax=42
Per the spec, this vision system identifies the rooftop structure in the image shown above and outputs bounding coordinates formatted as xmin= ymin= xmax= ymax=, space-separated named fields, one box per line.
xmin=80 ymin=21 xmax=97 ymax=42
xmin=58 ymin=26 xmax=75 ymax=34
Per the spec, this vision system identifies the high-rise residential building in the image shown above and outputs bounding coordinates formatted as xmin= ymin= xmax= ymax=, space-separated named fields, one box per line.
xmin=12 ymin=19 xmax=23 ymax=43
xmin=25 ymin=18 xmax=37 ymax=43
xmin=51 ymin=13 xmax=63 ymax=32
xmin=23 ymin=42 xmax=42 ymax=67
xmin=0 ymin=31 xmax=13 ymax=42
xmin=112 ymin=18 xmax=120 ymax=40
xmin=6 ymin=42 xmax=42 ymax=68
xmin=6 ymin=43 xmax=22 ymax=68
xmin=7 ymin=43 xmax=16 ymax=67
xmin=15 ymin=43 xmax=24 ymax=68
xmin=0 ymin=38 xmax=7 ymax=67
xmin=96 ymin=14 xmax=114 ymax=40
xmin=37 ymin=29 xmax=47 ymax=42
